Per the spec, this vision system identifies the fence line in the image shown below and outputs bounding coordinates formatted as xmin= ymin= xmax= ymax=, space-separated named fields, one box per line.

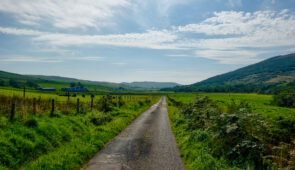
xmin=0 ymin=93 xmax=157 ymax=119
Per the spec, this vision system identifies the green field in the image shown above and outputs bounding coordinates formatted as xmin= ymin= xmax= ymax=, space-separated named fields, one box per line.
xmin=167 ymin=93 xmax=295 ymax=169
xmin=169 ymin=93 xmax=295 ymax=118
xmin=0 ymin=89 xmax=160 ymax=169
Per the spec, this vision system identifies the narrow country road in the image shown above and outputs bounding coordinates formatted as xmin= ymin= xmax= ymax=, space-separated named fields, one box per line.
xmin=85 ymin=96 xmax=185 ymax=170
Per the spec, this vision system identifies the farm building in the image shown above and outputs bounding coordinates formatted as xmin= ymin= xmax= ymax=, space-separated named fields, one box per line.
xmin=36 ymin=87 xmax=56 ymax=91
xmin=61 ymin=87 xmax=89 ymax=92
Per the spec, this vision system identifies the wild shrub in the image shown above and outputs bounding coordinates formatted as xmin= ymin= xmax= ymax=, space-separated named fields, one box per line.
xmin=90 ymin=113 xmax=112 ymax=126
xmin=138 ymin=100 xmax=144 ymax=107
xmin=273 ymin=92 xmax=295 ymax=108
xmin=96 ymin=96 xmax=114 ymax=112
xmin=0 ymin=79 xmax=5 ymax=86
xmin=170 ymin=96 xmax=295 ymax=169
xmin=117 ymin=96 xmax=125 ymax=107
xmin=24 ymin=117 xmax=38 ymax=128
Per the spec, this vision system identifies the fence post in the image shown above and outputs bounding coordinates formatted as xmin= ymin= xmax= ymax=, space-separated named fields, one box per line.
xmin=23 ymin=87 xmax=26 ymax=98
xmin=50 ymin=99 xmax=55 ymax=117
xmin=10 ymin=101 xmax=16 ymax=121
xmin=77 ymin=98 xmax=80 ymax=113
xmin=33 ymin=98 xmax=36 ymax=115
xmin=91 ymin=94 xmax=94 ymax=110
xmin=67 ymin=91 xmax=70 ymax=104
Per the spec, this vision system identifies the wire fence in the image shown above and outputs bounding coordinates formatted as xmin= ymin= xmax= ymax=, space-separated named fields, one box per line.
xmin=0 ymin=92 xmax=155 ymax=121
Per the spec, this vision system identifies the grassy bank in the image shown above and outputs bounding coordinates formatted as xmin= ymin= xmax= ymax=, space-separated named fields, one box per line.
xmin=167 ymin=93 xmax=295 ymax=169
xmin=0 ymin=89 xmax=160 ymax=169
xmin=167 ymin=98 xmax=235 ymax=169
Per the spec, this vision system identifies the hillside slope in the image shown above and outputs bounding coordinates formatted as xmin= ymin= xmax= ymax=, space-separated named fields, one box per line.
xmin=121 ymin=81 xmax=180 ymax=89
xmin=164 ymin=53 xmax=295 ymax=93
xmin=0 ymin=71 xmax=179 ymax=91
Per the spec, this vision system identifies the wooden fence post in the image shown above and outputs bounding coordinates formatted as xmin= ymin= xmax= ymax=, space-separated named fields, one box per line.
xmin=10 ymin=101 xmax=16 ymax=121
xmin=23 ymin=87 xmax=26 ymax=98
xmin=77 ymin=98 xmax=80 ymax=113
xmin=50 ymin=99 xmax=55 ymax=117
xmin=33 ymin=98 xmax=36 ymax=115
xmin=91 ymin=94 xmax=94 ymax=110
xmin=67 ymin=91 xmax=70 ymax=104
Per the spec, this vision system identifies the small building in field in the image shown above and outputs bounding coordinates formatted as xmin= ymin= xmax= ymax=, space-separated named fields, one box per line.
xmin=61 ymin=87 xmax=89 ymax=92
xmin=36 ymin=87 xmax=56 ymax=91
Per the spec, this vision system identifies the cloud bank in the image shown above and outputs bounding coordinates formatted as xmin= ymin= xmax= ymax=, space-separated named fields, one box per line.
xmin=0 ymin=10 xmax=295 ymax=64
xmin=0 ymin=0 xmax=130 ymax=28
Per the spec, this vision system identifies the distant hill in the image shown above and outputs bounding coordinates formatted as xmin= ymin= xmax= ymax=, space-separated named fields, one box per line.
xmin=163 ymin=53 xmax=295 ymax=94
xmin=0 ymin=71 xmax=180 ymax=91
xmin=121 ymin=81 xmax=180 ymax=89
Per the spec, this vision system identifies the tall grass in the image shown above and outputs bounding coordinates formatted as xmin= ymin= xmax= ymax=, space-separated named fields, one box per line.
xmin=0 ymin=89 xmax=159 ymax=169
xmin=167 ymin=94 xmax=295 ymax=169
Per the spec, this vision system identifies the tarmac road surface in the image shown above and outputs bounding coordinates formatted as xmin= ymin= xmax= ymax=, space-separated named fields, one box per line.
xmin=85 ymin=96 xmax=185 ymax=170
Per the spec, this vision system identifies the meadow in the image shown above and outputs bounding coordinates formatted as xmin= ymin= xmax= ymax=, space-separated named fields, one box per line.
xmin=167 ymin=93 xmax=295 ymax=169
xmin=169 ymin=93 xmax=295 ymax=118
xmin=0 ymin=88 xmax=160 ymax=169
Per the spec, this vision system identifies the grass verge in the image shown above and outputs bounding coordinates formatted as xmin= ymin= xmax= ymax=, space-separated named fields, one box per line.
xmin=0 ymin=96 xmax=159 ymax=169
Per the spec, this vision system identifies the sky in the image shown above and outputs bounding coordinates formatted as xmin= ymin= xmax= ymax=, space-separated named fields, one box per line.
xmin=0 ymin=0 xmax=295 ymax=84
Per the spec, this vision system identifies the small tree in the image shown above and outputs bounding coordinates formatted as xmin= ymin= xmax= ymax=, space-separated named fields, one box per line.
xmin=9 ymin=79 xmax=19 ymax=88
xmin=77 ymin=82 xmax=84 ymax=88
xmin=70 ymin=82 xmax=76 ymax=87
xmin=273 ymin=91 xmax=295 ymax=108
xmin=0 ymin=79 xmax=5 ymax=86
xmin=26 ymin=80 xmax=39 ymax=88
xmin=97 ymin=96 xmax=113 ymax=112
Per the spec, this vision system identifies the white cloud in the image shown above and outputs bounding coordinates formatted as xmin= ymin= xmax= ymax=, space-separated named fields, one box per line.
xmin=0 ymin=56 xmax=62 ymax=62
xmin=178 ymin=10 xmax=295 ymax=64
xmin=0 ymin=0 xmax=130 ymax=29
xmin=0 ymin=10 xmax=295 ymax=64
xmin=0 ymin=55 xmax=104 ymax=63
xmin=0 ymin=27 xmax=42 ymax=35
xmin=195 ymin=49 xmax=264 ymax=64
xmin=34 ymin=30 xmax=179 ymax=49
xmin=0 ymin=27 xmax=180 ymax=50
xmin=177 ymin=10 xmax=295 ymax=37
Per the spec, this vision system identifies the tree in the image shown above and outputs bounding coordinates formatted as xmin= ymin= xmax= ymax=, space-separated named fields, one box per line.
xmin=0 ymin=79 xmax=4 ymax=86
xmin=26 ymin=80 xmax=39 ymax=88
xmin=9 ymin=79 xmax=19 ymax=88
xmin=70 ymin=82 xmax=76 ymax=87
xmin=77 ymin=82 xmax=84 ymax=88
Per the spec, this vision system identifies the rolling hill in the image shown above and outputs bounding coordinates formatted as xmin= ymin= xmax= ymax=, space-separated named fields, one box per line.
xmin=0 ymin=70 xmax=180 ymax=91
xmin=163 ymin=53 xmax=295 ymax=94
xmin=121 ymin=81 xmax=180 ymax=89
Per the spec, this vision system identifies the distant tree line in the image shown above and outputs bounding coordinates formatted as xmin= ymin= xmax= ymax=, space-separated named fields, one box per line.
xmin=272 ymin=83 xmax=295 ymax=108
xmin=70 ymin=82 xmax=84 ymax=88
xmin=0 ymin=79 xmax=39 ymax=88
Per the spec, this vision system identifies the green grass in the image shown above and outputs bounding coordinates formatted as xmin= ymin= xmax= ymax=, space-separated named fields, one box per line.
xmin=0 ymin=89 xmax=160 ymax=169
xmin=167 ymin=102 xmax=235 ymax=170
xmin=202 ymin=93 xmax=295 ymax=117
xmin=168 ymin=93 xmax=295 ymax=118
xmin=167 ymin=93 xmax=295 ymax=169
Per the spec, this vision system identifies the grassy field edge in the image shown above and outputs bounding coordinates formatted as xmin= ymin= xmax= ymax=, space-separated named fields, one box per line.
xmin=166 ymin=97 xmax=237 ymax=170
xmin=25 ymin=98 xmax=160 ymax=170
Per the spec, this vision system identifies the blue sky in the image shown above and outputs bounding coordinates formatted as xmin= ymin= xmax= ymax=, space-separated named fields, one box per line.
xmin=0 ymin=0 xmax=295 ymax=84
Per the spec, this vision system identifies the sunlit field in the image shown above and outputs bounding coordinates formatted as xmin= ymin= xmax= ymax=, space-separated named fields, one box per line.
xmin=0 ymin=88 xmax=160 ymax=169
xmin=167 ymin=93 xmax=295 ymax=169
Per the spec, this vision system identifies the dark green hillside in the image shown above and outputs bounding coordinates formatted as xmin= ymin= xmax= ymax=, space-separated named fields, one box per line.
xmin=0 ymin=70 xmax=180 ymax=91
xmin=0 ymin=71 xmax=123 ymax=91
xmin=196 ymin=53 xmax=295 ymax=85
xmin=163 ymin=53 xmax=295 ymax=94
